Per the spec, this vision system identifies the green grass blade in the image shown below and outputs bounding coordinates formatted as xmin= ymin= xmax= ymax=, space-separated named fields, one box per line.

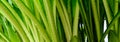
xmin=0 ymin=2 xmax=29 ymax=42
xmin=3 ymin=19 xmax=21 ymax=42
xmin=0 ymin=32 xmax=9 ymax=42
xmin=101 ymin=11 xmax=120 ymax=42
xmin=1 ymin=1 xmax=34 ymax=42
xmin=79 ymin=0 xmax=94 ymax=41
xmin=72 ymin=0 xmax=79 ymax=39
xmin=56 ymin=0 xmax=72 ymax=41
xmin=103 ymin=0 xmax=113 ymax=22
xmin=12 ymin=0 xmax=51 ymax=42
xmin=91 ymin=0 xmax=101 ymax=41
xmin=42 ymin=0 xmax=59 ymax=42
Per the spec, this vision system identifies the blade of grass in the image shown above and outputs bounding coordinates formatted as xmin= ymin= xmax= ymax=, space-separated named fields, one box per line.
xmin=12 ymin=0 xmax=51 ymax=42
xmin=53 ymin=0 xmax=57 ymax=29
xmin=31 ymin=22 xmax=40 ymax=42
xmin=33 ymin=0 xmax=52 ymax=41
xmin=0 ymin=36 xmax=7 ymax=42
xmin=91 ymin=0 xmax=101 ymax=41
xmin=103 ymin=0 xmax=113 ymax=22
xmin=114 ymin=0 xmax=119 ymax=37
xmin=118 ymin=1 xmax=120 ymax=40
xmin=21 ymin=0 xmax=34 ymax=12
xmin=67 ymin=0 xmax=72 ymax=25
xmin=3 ymin=19 xmax=21 ymax=42
xmin=0 ymin=16 xmax=3 ymax=33
xmin=103 ymin=0 xmax=119 ymax=42
xmin=0 ymin=2 xmax=29 ymax=42
xmin=42 ymin=0 xmax=59 ymax=42
xmin=34 ymin=2 xmax=44 ymax=42
xmin=0 ymin=32 xmax=9 ymax=42
xmin=0 ymin=24 xmax=2 ymax=33
xmin=72 ymin=0 xmax=79 ymax=42
xmin=56 ymin=0 xmax=72 ymax=41
xmin=59 ymin=0 xmax=72 ymax=32
xmin=79 ymin=0 xmax=94 ymax=42
xmin=114 ymin=0 xmax=119 ymax=42
xmin=1 ymin=1 xmax=34 ymax=42
xmin=97 ymin=0 xmax=100 ymax=19
xmin=56 ymin=15 xmax=65 ymax=42
xmin=101 ymin=11 xmax=120 ymax=42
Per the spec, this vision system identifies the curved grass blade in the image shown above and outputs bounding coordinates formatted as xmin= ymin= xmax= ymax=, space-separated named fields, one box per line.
xmin=0 ymin=2 xmax=29 ymax=42
xmin=1 ymin=1 xmax=34 ymax=42
xmin=11 ymin=0 xmax=51 ymax=42
xmin=3 ymin=19 xmax=21 ymax=42
xmin=56 ymin=0 xmax=72 ymax=41
xmin=0 ymin=32 xmax=9 ymax=42
xmin=42 ymin=0 xmax=59 ymax=42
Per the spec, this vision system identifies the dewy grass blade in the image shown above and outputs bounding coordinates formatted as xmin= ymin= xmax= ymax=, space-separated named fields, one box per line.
xmin=12 ymin=0 xmax=50 ymax=42
xmin=1 ymin=1 xmax=34 ymax=42
xmin=0 ymin=2 xmax=29 ymax=42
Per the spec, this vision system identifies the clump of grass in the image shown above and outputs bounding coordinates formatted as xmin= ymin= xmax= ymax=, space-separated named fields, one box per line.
xmin=0 ymin=0 xmax=120 ymax=42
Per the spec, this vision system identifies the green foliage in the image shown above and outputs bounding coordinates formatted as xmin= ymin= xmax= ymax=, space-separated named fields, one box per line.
xmin=0 ymin=0 xmax=120 ymax=42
